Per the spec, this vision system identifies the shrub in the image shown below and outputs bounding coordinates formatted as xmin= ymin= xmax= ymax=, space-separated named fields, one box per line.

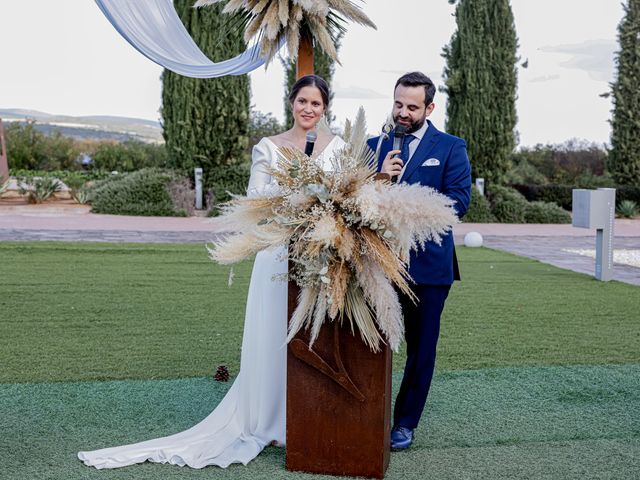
xmin=9 ymin=169 xmax=111 ymax=183
xmin=513 ymin=140 xmax=607 ymax=184
xmin=167 ymin=178 xmax=196 ymax=217
xmin=90 ymin=140 xmax=168 ymax=172
xmin=504 ymin=157 xmax=548 ymax=185
xmin=5 ymin=122 xmax=84 ymax=171
xmin=90 ymin=168 xmax=181 ymax=216
xmin=17 ymin=177 xmax=63 ymax=204
xmin=524 ymin=201 xmax=571 ymax=224
xmin=574 ymin=171 xmax=616 ymax=189
xmin=491 ymin=199 xmax=527 ymax=223
xmin=207 ymin=162 xmax=251 ymax=205
xmin=248 ymin=110 xmax=283 ymax=152
xmin=617 ymin=200 xmax=638 ymax=218
xmin=617 ymin=185 xmax=640 ymax=205
xmin=510 ymin=184 xmax=573 ymax=210
xmin=463 ymin=185 xmax=495 ymax=223
xmin=62 ymin=173 xmax=91 ymax=204
xmin=511 ymin=183 xmax=640 ymax=211
xmin=486 ymin=185 xmax=528 ymax=223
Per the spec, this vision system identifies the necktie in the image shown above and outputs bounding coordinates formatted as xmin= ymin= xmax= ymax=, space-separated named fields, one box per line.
xmin=401 ymin=134 xmax=416 ymax=162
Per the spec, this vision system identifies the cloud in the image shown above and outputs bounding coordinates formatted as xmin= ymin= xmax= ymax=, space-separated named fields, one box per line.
xmin=539 ymin=39 xmax=616 ymax=82
xmin=529 ymin=74 xmax=561 ymax=83
xmin=333 ymin=85 xmax=387 ymax=99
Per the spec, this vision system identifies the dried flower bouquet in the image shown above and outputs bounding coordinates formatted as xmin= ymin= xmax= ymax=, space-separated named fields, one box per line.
xmin=209 ymin=109 xmax=458 ymax=352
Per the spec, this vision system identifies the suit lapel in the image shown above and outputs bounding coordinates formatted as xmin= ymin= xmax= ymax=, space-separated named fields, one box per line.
xmin=401 ymin=120 xmax=440 ymax=183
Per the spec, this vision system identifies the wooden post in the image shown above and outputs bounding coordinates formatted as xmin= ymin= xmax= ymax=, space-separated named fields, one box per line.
xmin=296 ymin=28 xmax=314 ymax=79
xmin=286 ymin=280 xmax=392 ymax=479
xmin=0 ymin=119 xmax=8 ymax=183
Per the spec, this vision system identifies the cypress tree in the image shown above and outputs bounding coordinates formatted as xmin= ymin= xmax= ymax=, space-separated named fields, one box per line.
xmin=161 ymin=1 xmax=250 ymax=196
xmin=282 ymin=35 xmax=342 ymax=128
xmin=442 ymin=0 xmax=518 ymax=185
xmin=609 ymin=0 xmax=640 ymax=186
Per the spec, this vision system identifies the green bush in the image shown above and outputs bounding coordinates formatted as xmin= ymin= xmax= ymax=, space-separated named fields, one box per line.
xmin=504 ymin=157 xmax=548 ymax=185
xmin=510 ymin=184 xmax=573 ymax=210
xmin=491 ymin=199 xmax=527 ymax=223
xmin=6 ymin=122 xmax=85 ymax=171
xmin=617 ymin=185 xmax=640 ymax=205
xmin=207 ymin=162 xmax=251 ymax=205
xmin=617 ymin=200 xmax=638 ymax=218
xmin=463 ymin=185 xmax=495 ymax=222
xmin=512 ymin=184 xmax=640 ymax=211
xmin=9 ymin=169 xmax=111 ymax=183
xmin=90 ymin=140 xmax=168 ymax=172
xmin=90 ymin=168 xmax=182 ymax=216
xmin=17 ymin=176 xmax=63 ymax=204
xmin=512 ymin=140 xmax=607 ymax=184
xmin=486 ymin=185 xmax=528 ymax=223
xmin=524 ymin=201 xmax=571 ymax=224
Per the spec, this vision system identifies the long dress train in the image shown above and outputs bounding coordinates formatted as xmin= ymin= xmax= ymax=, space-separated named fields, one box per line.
xmin=78 ymin=136 xmax=345 ymax=469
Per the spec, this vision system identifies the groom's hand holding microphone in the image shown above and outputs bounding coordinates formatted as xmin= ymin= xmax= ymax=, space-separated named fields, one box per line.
xmin=381 ymin=150 xmax=403 ymax=180
xmin=381 ymin=124 xmax=408 ymax=182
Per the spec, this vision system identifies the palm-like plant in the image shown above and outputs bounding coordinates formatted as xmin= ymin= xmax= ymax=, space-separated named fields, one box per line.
xmin=194 ymin=0 xmax=376 ymax=64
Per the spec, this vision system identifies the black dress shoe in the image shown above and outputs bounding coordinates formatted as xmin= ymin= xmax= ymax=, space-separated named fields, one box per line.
xmin=390 ymin=426 xmax=414 ymax=450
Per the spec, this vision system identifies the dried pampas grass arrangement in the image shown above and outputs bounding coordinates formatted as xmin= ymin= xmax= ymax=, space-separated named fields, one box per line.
xmin=208 ymin=108 xmax=458 ymax=352
xmin=193 ymin=0 xmax=376 ymax=64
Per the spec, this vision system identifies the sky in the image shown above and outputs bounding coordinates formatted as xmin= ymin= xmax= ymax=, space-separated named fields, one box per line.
xmin=0 ymin=1 xmax=624 ymax=147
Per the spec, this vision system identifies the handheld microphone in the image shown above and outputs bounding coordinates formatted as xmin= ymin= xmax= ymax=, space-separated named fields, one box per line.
xmin=304 ymin=130 xmax=317 ymax=157
xmin=392 ymin=124 xmax=408 ymax=152
xmin=391 ymin=125 xmax=408 ymax=182
xmin=373 ymin=121 xmax=394 ymax=168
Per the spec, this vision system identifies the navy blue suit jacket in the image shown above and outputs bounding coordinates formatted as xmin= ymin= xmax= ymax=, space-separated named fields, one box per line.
xmin=366 ymin=120 xmax=471 ymax=285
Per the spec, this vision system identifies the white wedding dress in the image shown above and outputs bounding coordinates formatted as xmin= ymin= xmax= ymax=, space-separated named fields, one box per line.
xmin=78 ymin=135 xmax=345 ymax=470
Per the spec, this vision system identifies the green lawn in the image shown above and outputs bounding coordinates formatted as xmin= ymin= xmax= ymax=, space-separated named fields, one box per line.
xmin=1 ymin=241 xmax=639 ymax=479
xmin=1 ymin=242 xmax=639 ymax=383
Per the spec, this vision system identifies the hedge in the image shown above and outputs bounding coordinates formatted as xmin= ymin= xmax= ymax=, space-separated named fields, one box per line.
xmin=511 ymin=183 xmax=640 ymax=210
xmin=90 ymin=168 xmax=183 ymax=216
xmin=524 ymin=201 xmax=571 ymax=224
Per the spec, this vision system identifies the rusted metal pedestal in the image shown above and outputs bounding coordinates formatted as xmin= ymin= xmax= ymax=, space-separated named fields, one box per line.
xmin=286 ymin=282 xmax=392 ymax=479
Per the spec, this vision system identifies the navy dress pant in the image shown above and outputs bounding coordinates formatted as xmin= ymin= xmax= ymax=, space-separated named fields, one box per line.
xmin=393 ymin=285 xmax=451 ymax=430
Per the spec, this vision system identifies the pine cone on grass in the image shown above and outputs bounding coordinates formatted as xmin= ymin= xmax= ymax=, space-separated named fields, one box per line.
xmin=214 ymin=365 xmax=230 ymax=382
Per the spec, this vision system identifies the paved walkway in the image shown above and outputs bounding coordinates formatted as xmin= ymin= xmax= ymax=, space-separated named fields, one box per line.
xmin=1 ymin=207 xmax=639 ymax=286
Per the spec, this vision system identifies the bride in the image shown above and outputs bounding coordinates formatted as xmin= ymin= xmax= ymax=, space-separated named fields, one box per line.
xmin=78 ymin=75 xmax=346 ymax=469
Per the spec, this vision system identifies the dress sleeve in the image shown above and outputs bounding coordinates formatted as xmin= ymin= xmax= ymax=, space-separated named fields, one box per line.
xmin=247 ymin=138 xmax=272 ymax=197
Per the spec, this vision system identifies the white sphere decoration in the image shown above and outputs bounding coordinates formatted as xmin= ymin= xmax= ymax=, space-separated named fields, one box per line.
xmin=464 ymin=232 xmax=483 ymax=248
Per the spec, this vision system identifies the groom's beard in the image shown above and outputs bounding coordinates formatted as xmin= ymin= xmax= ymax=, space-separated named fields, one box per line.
xmin=393 ymin=114 xmax=426 ymax=134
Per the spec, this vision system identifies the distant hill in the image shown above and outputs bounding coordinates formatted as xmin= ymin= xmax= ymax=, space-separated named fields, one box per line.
xmin=0 ymin=109 xmax=163 ymax=144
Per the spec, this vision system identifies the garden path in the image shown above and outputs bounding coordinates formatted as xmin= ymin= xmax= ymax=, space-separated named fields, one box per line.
xmin=0 ymin=207 xmax=638 ymax=285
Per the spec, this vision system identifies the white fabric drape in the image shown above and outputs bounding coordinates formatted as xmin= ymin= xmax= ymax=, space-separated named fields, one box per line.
xmin=94 ymin=0 xmax=276 ymax=78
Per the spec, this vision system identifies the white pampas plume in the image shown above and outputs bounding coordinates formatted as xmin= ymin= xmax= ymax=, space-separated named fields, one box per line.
xmin=287 ymin=287 xmax=318 ymax=343
xmin=355 ymin=181 xmax=458 ymax=260
xmin=307 ymin=215 xmax=339 ymax=248
xmin=343 ymin=283 xmax=383 ymax=352
xmin=356 ymin=258 xmax=403 ymax=352
xmin=308 ymin=290 xmax=328 ymax=348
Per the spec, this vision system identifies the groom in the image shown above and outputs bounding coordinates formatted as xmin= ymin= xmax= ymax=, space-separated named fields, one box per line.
xmin=366 ymin=71 xmax=471 ymax=450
